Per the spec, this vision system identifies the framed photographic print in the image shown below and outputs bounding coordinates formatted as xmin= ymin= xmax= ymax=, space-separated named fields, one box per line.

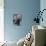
xmin=13 ymin=14 xmax=22 ymax=26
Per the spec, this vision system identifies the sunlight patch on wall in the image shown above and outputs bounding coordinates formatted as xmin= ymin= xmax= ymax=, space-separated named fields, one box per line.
xmin=0 ymin=0 xmax=4 ymax=42
xmin=0 ymin=0 xmax=4 ymax=8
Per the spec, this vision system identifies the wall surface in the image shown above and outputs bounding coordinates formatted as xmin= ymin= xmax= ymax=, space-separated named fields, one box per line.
xmin=4 ymin=0 xmax=40 ymax=42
